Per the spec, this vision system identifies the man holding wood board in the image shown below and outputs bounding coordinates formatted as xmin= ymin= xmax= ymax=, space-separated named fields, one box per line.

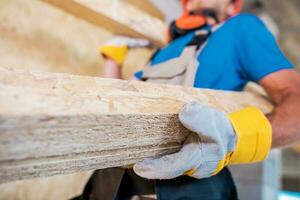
xmin=79 ymin=0 xmax=300 ymax=199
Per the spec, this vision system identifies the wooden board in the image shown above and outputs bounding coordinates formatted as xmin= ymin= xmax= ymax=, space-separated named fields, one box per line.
xmin=0 ymin=67 xmax=273 ymax=183
xmin=42 ymin=0 xmax=167 ymax=47
xmin=124 ymin=0 xmax=165 ymax=21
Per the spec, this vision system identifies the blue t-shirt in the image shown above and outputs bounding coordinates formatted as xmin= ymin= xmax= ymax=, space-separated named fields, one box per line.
xmin=135 ymin=14 xmax=293 ymax=91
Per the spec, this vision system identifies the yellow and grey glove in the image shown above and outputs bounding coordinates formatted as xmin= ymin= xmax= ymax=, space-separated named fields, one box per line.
xmin=133 ymin=102 xmax=272 ymax=179
xmin=99 ymin=36 xmax=150 ymax=65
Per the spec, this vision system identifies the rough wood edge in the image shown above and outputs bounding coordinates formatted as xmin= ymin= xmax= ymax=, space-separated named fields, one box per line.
xmin=0 ymin=67 xmax=273 ymax=183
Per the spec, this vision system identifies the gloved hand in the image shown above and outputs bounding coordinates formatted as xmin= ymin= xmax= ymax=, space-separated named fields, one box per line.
xmin=99 ymin=36 xmax=150 ymax=65
xmin=133 ymin=102 xmax=272 ymax=179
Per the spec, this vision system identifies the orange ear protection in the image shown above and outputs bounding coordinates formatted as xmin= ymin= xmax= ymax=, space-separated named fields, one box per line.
xmin=168 ymin=0 xmax=243 ymax=41
xmin=176 ymin=0 xmax=207 ymax=30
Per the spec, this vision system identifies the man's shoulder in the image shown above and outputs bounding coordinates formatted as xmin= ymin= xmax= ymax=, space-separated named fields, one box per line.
xmin=224 ymin=14 xmax=264 ymax=28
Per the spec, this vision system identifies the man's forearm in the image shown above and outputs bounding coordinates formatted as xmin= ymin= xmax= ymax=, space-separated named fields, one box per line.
xmin=259 ymin=69 xmax=300 ymax=148
xmin=103 ymin=58 xmax=122 ymax=79
xmin=268 ymin=94 xmax=300 ymax=148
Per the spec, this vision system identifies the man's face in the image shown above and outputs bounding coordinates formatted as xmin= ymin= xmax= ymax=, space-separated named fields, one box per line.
xmin=186 ymin=0 xmax=233 ymax=20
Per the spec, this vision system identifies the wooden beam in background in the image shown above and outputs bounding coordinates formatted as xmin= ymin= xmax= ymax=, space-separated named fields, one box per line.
xmin=124 ymin=0 xmax=165 ymax=21
xmin=0 ymin=67 xmax=273 ymax=183
xmin=42 ymin=0 xmax=167 ymax=47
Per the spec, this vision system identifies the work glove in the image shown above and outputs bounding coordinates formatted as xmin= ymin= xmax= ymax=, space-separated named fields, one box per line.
xmin=99 ymin=36 xmax=150 ymax=65
xmin=133 ymin=102 xmax=272 ymax=179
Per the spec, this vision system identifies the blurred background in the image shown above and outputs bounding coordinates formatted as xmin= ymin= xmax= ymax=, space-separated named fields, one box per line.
xmin=0 ymin=0 xmax=299 ymax=199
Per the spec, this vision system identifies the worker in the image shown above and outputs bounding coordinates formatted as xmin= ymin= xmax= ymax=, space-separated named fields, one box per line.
xmin=76 ymin=0 xmax=300 ymax=199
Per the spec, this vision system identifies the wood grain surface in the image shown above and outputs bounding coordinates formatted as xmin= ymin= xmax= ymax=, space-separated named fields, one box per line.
xmin=0 ymin=67 xmax=273 ymax=183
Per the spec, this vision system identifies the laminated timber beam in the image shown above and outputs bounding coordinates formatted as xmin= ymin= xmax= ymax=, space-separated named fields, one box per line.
xmin=0 ymin=67 xmax=273 ymax=183
xmin=124 ymin=0 xmax=165 ymax=21
xmin=42 ymin=0 xmax=167 ymax=47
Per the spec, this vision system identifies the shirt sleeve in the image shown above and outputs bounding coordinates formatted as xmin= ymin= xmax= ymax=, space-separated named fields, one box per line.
xmin=134 ymin=70 xmax=144 ymax=80
xmin=236 ymin=15 xmax=293 ymax=82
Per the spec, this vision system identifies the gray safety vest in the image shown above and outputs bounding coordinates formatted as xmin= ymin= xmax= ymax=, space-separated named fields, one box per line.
xmin=141 ymin=29 xmax=211 ymax=87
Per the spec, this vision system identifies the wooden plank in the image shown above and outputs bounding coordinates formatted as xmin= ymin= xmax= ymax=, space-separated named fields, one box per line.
xmin=124 ymin=0 xmax=165 ymax=21
xmin=42 ymin=0 xmax=167 ymax=47
xmin=0 ymin=67 xmax=273 ymax=183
